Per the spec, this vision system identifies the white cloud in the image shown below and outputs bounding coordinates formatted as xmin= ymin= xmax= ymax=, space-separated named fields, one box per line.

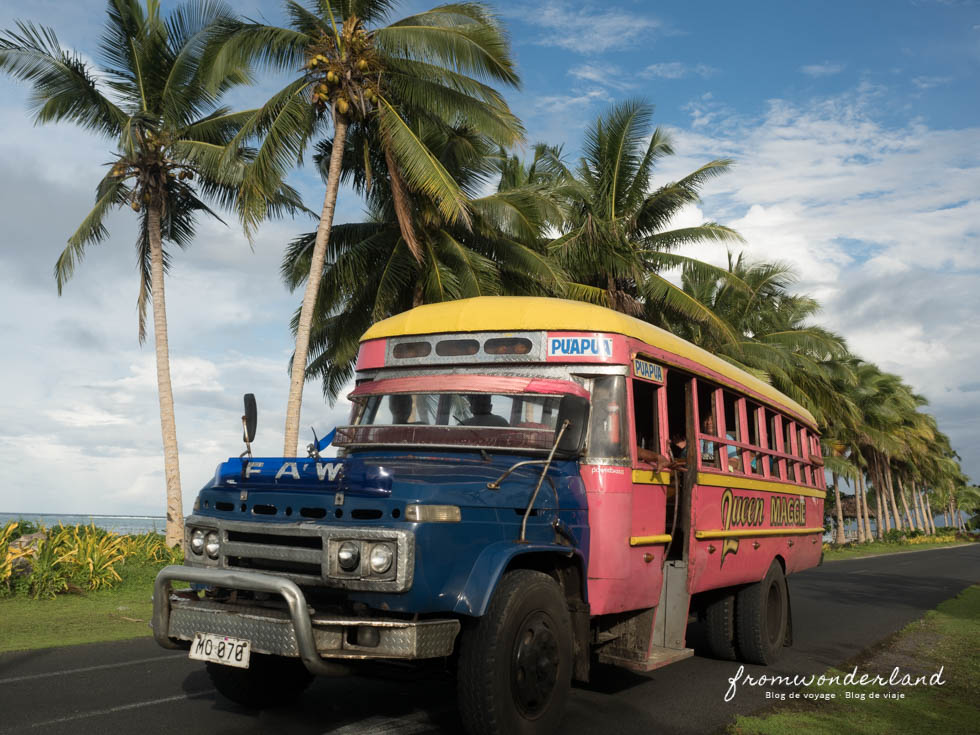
xmin=642 ymin=62 xmax=717 ymax=80
xmin=911 ymin=75 xmax=953 ymax=89
xmin=509 ymin=2 xmax=663 ymax=54
xmin=658 ymin=86 xmax=980 ymax=476
xmin=801 ymin=62 xmax=846 ymax=77
xmin=568 ymin=64 xmax=634 ymax=91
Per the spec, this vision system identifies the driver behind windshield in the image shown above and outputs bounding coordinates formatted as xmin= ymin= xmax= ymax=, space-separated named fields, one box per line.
xmin=460 ymin=394 xmax=509 ymax=427
xmin=390 ymin=394 xmax=425 ymax=424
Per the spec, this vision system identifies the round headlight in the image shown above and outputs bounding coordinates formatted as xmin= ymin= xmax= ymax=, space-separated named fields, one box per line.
xmin=190 ymin=528 xmax=205 ymax=555
xmin=368 ymin=544 xmax=393 ymax=574
xmin=338 ymin=541 xmax=360 ymax=571
xmin=205 ymin=531 xmax=220 ymax=559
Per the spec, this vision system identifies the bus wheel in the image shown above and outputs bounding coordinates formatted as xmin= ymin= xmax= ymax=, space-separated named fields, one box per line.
xmin=457 ymin=570 xmax=572 ymax=735
xmin=703 ymin=591 xmax=737 ymax=660
xmin=735 ymin=560 xmax=788 ymax=665
xmin=207 ymin=653 xmax=314 ymax=708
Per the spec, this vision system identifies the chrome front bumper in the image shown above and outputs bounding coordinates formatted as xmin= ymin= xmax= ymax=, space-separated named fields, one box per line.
xmin=152 ymin=566 xmax=460 ymax=675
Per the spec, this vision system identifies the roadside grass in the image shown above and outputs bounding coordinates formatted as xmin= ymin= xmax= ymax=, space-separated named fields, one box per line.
xmin=727 ymin=585 xmax=980 ymax=735
xmin=0 ymin=561 xmax=170 ymax=653
xmin=822 ymin=539 xmax=975 ymax=562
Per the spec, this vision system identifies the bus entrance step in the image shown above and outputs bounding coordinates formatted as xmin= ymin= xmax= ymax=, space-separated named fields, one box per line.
xmin=597 ymin=646 xmax=694 ymax=672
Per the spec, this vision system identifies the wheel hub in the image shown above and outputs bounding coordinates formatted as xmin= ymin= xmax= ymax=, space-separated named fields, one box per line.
xmin=511 ymin=612 xmax=559 ymax=717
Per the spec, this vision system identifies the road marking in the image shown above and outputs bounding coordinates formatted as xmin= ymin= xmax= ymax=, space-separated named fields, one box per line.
xmin=323 ymin=710 xmax=441 ymax=734
xmin=0 ymin=653 xmax=187 ymax=686
xmin=23 ymin=689 xmax=215 ymax=729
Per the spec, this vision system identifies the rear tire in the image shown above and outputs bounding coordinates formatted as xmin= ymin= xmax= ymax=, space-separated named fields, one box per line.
xmin=703 ymin=591 xmax=737 ymax=660
xmin=735 ymin=560 xmax=788 ymax=665
xmin=207 ymin=653 xmax=314 ymax=708
xmin=457 ymin=570 xmax=572 ymax=735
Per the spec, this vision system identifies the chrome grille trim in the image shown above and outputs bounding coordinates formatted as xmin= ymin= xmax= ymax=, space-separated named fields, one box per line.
xmin=183 ymin=515 xmax=414 ymax=592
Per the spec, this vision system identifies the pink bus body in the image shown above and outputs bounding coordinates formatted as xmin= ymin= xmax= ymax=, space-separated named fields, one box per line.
xmin=357 ymin=302 xmax=826 ymax=669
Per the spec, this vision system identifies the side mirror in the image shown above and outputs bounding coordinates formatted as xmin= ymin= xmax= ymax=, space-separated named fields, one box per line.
xmin=555 ymin=395 xmax=589 ymax=455
xmin=243 ymin=393 xmax=257 ymax=443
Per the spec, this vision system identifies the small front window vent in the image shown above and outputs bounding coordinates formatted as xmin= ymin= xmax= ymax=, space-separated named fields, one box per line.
xmin=436 ymin=339 xmax=479 ymax=357
xmin=484 ymin=337 xmax=533 ymax=355
xmin=392 ymin=341 xmax=432 ymax=359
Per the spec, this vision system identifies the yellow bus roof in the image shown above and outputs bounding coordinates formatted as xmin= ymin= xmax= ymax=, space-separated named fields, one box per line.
xmin=361 ymin=296 xmax=817 ymax=428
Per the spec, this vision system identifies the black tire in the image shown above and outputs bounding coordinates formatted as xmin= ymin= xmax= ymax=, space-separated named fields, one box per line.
xmin=207 ymin=653 xmax=314 ymax=708
xmin=703 ymin=591 xmax=737 ymax=660
xmin=735 ymin=560 xmax=788 ymax=665
xmin=457 ymin=570 xmax=573 ymax=735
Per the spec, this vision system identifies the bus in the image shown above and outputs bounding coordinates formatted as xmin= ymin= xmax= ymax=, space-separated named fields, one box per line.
xmin=153 ymin=296 xmax=826 ymax=735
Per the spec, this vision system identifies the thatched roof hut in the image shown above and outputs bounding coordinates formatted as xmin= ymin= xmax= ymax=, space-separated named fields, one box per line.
xmin=838 ymin=495 xmax=876 ymax=519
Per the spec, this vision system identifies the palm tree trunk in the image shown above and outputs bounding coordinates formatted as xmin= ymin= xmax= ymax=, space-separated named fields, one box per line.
xmin=910 ymin=482 xmax=923 ymax=531
xmin=896 ymin=475 xmax=916 ymax=531
xmin=859 ymin=472 xmax=872 ymax=540
xmin=832 ymin=473 xmax=846 ymax=544
xmin=874 ymin=485 xmax=884 ymax=539
xmin=868 ymin=453 xmax=890 ymax=533
xmin=909 ymin=480 xmax=924 ymax=531
xmin=923 ymin=491 xmax=936 ymax=534
xmin=283 ymin=117 xmax=349 ymax=457
xmin=147 ymin=202 xmax=183 ymax=548
xmin=853 ymin=476 xmax=866 ymax=543
xmin=881 ymin=455 xmax=903 ymax=532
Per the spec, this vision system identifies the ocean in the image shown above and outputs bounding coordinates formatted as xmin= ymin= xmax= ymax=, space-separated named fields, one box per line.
xmin=0 ymin=513 xmax=167 ymax=536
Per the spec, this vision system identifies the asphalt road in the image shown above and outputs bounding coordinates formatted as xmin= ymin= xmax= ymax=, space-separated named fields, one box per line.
xmin=0 ymin=544 xmax=976 ymax=735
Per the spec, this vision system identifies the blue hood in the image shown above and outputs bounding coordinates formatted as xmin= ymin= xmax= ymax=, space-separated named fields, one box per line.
xmin=205 ymin=452 xmax=586 ymax=511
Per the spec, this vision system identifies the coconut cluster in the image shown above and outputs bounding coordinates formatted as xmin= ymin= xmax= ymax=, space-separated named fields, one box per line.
xmin=306 ymin=17 xmax=380 ymax=119
xmin=108 ymin=128 xmax=195 ymax=213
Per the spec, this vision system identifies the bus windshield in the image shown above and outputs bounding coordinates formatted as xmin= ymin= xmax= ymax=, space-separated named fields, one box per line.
xmin=335 ymin=392 xmax=568 ymax=453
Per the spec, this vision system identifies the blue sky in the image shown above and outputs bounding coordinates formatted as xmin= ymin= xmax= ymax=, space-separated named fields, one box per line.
xmin=0 ymin=1 xmax=977 ymax=515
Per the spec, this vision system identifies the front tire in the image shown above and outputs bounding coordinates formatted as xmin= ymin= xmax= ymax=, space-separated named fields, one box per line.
xmin=735 ymin=560 xmax=788 ymax=665
xmin=457 ymin=570 xmax=573 ymax=735
xmin=207 ymin=653 xmax=314 ymax=708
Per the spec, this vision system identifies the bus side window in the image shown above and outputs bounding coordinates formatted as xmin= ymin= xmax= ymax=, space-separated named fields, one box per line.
xmin=588 ymin=375 xmax=628 ymax=459
xmin=631 ymin=379 xmax=660 ymax=462
xmin=746 ymin=401 xmax=763 ymax=475
xmin=722 ymin=391 xmax=741 ymax=472
xmin=696 ymin=381 xmax=720 ymax=469
xmin=767 ymin=410 xmax=783 ymax=480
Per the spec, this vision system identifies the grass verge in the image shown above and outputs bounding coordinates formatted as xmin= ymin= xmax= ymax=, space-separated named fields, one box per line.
xmin=822 ymin=540 xmax=974 ymax=562
xmin=727 ymin=585 xmax=980 ymax=735
xmin=0 ymin=562 xmax=166 ymax=653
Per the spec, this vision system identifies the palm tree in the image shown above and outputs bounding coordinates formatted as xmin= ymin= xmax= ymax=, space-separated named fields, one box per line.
xmin=546 ymin=100 xmax=743 ymax=334
xmin=665 ymin=253 xmax=852 ymax=424
xmin=0 ymin=0 xmax=291 ymax=546
xmin=282 ymin=123 xmax=564 ymax=399
xmin=209 ymin=0 xmax=523 ymax=455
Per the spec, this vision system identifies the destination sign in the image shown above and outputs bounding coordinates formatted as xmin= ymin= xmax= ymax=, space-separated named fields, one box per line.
xmin=632 ymin=357 xmax=664 ymax=382
xmin=547 ymin=336 xmax=614 ymax=358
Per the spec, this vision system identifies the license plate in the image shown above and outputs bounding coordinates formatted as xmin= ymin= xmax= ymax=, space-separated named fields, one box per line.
xmin=188 ymin=632 xmax=251 ymax=669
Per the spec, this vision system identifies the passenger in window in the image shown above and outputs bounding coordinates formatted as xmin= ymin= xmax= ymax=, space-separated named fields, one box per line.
xmin=390 ymin=394 xmax=413 ymax=424
xmin=461 ymin=394 xmax=509 ymax=427
xmin=701 ymin=414 xmax=740 ymax=471
xmin=670 ymin=432 xmax=688 ymax=459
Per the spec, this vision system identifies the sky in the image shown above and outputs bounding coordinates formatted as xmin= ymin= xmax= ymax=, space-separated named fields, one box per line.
xmin=0 ymin=1 xmax=977 ymax=516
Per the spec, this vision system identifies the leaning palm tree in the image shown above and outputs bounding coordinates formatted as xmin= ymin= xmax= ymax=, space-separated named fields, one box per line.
xmin=546 ymin=100 xmax=743 ymax=336
xmin=283 ymin=123 xmax=565 ymax=400
xmin=0 ymin=0 xmax=295 ymax=546
xmin=209 ymin=0 xmax=523 ymax=455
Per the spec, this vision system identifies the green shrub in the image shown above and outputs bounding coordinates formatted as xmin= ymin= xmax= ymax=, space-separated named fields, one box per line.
xmin=27 ymin=534 xmax=73 ymax=599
